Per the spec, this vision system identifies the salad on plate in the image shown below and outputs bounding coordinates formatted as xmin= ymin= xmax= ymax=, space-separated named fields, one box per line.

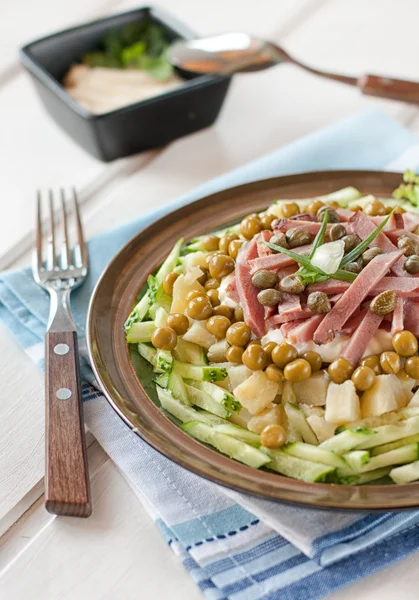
xmin=125 ymin=170 xmax=419 ymax=486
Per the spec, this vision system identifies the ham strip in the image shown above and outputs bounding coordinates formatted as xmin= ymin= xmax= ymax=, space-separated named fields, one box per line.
xmin=372 ymin=277 xmax=419 ymax=294
xmin=336 ymin=208 xmax=353 ymax=222
xmin=391 ymin=297 xmax=405 ymax=334
xmin=268 ymin=308 xmax=314 ymax=327
xmin=341 ymin=308 xmax=368 ymax=335
xmin=273 ymin=219 xmax=327 ymax=236
xmin=386 ymin=229 xmax=419 ymax=246
xmin=249 ymin=244 xmax=313 ymax=273
xmin=348 ymin=211 xmax=405 ymax=276
xmin=281 ymin=319 xmax=305 ymax=337
xmin=313 ymin=250 xmax=404 ymax=344
xmin=370 ymin=213 xmax=403 ymax=231
xmin=288 ymin=314 xmax=324 ymax=344
xmin=341 ymin=310 xmax=383 ymax=366
xmin=403 ymin=212 xmax=419 ymax=232
xmin=235 ymin=240 xmax=266 ymax=337
xmin=225 ymin=276 xmax=240 ymax=303
xmin=404 ymin=301 xmax=419 ymax=337
xmin=307 ymin=280 xmax=351 ymax=295
xmin=257 ymin=230 xmax=273 ymax=257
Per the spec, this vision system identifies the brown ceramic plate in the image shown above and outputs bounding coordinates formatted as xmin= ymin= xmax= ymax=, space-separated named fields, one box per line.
xmin=87 ymin=170 xmax=419 ymax=510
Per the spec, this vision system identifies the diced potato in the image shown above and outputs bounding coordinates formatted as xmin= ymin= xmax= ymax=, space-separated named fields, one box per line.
xmin=396 ymin=374 xmax=415 ymax=408
xmin=183 ymin=252 xmax=208 ymax=271
xmin=282 ymin=381 xmax=297 ymax=404
xmin=184 ymin=266 xmax=204 ymax=285
xmin=325 ymin=380 xmax=361 ymax=425
xmin=171 ymin=274 xmax=204 ymax=314
xmin=248 ymin=404 xmax=284 ymax=433
xmin=183 ymin=321 xmax=216 ymax=349
xmin=408 ymin=388 xmax=419 ymax=408
xmin=345 ymin=411 xmax=402 ymax=430
xmin=306 ymin=415 xmax=336 ymax=443
xmin=300 ymin=405 xmax=325 ymax=418
xmin=294 ymin=371 xmax=330 ymax=406
xmin=228 ymin=365 xmax=254 ymax=390
xmin=233 ymin=370 xmax=279 ymax=415
xmin=361 ymin=374 xmax=405 ymax=418
xmin=207 ymin=339 xmax=229 ymax=363
xmin=229 ymin=407 xmax=252 ymax=428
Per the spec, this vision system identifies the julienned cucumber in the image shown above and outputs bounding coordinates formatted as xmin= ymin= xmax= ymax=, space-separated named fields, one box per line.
xmin=263 ymin=448 xmax=335 ymax=483
xmin=320 ymin=427 xmax=376 ymax=454
xmin=157 ymin=387 xmax=225 ymax=426
xmin=337 ymin=467 xmax=391 ymax=486
xmin=155 ymin=238 xmax=183 ymax=284
xmin=185 ymin=384 xmax=230 ymax=418
xmin=284 ymin=403 xmax=318 ymax=445
xmin=213 ymin=423 xmax=260 ymax=446
xmin=390 ymin=460 xmax=419 ymax=483
xmin=175 ymin=361 xmax=228 ymax=382
xmin=186 ymin=380 xmax=240 ymax=413
xmin=124 ymin=292 xmax=150 ymax=332
xmin=167 ymin=368 xmax=190 ymax=405
xmin=182 ymin=421 xmax=270 ymax=469
xmin=337 ymin=443 xmax=419 ymax=477
xmin=157 ymin=350 xmax=173 ymax=373
xmin=137 ymin=343 xmax=162 ymax=372
xmin=371 ymin=433 xmax=419 ymax=457
xmin=282 ymin=442 xmax=346 ymax=468
xmin=126 ymin=320 xmax=156 ymax=343
xmin=172 ymin=338 xmax=208 ymax=366
xmin=356 ymin=417 xmax=419 ymax=450
xmin=341 ymin=450 xmax=370 ymax=473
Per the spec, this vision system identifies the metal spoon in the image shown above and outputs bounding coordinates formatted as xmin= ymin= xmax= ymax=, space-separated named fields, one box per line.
xmin=169 ymin=32 xmax=419 ymax=105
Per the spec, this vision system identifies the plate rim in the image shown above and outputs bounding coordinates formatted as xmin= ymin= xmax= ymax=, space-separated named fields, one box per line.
xmin=87 ymin=169 xmax=419 ymax=510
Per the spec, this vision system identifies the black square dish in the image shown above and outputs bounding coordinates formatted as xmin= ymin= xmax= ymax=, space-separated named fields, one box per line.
xmin=20 ymin=6 xmax=231 ymax=162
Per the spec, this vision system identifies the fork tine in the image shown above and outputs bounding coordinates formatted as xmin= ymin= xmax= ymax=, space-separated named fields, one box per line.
xmin=72 ymin=188 xmax=88 ymax=268
xmin=34 ymin=190 xmax=43 ymax=273
xmin=47 ymin=189 xmax=58 ymax=270
xmin=60 ymin=189 xmax=71 ymax=269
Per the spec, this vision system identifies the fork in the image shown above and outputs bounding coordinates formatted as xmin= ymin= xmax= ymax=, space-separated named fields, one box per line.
xmin=33 ymin=188 xmax=92 ymax=517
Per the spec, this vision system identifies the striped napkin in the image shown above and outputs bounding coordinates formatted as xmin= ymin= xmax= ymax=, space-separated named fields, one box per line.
xmin=2 ymin=109 xmax=419 ymax=600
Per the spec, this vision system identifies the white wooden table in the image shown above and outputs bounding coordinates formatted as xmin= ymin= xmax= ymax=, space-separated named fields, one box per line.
xmin=2 ymin=1 xmax=419 ymax=598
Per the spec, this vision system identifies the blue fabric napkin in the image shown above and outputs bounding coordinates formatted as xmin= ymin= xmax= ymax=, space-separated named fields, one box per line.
xmin=2 ymin=108 xmax=419 ymax=600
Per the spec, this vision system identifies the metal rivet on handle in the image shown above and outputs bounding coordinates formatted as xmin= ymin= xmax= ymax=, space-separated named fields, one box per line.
xmin=56 ymin=388 xmax=72 ymax=400
xmin=54 ymin=343 xmax=70 ymax=355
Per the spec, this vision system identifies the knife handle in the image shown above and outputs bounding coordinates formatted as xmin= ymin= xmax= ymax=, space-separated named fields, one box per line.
xmin=45 ymin=330 xmax=92 ymax=517
xmin=358 ymin=73 xmax=419 ymax=105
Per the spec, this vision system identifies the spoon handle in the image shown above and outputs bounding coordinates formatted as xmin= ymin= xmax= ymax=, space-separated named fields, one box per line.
xmin=358 ymin=74 xmax=419 ymax=105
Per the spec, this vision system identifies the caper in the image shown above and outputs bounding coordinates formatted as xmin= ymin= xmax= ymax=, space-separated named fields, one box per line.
xmin=260 ymin=424 xmax=287 ymax=448
xmin=208 ymin=253 xmax=235 ymax=279
xmin=284 ymin=358 xmax=312 ymax=382
xmin=205 ymin=277 xmax=221 ymax=290
xmin=344 ymin=259 xmax=363 ymax=274
xmin=186 ymin=289 xmax=204 ymax=302
xmin=370 ymin=290 xmax=397 ymax=316
xmin=397 ymin=235 xmax=419 ymax=257
xmin=166 ymin=313 xmax=189 ymax=336
xmin=226 ymin=345 xmax=244 ymax=364
xmin=265 ymin=364 xmax=285 ymax=383
xmin=207 ymin=288 xmax=220 ymax=307
xmin=206 ymin=315 xmax=231 ymax=339
xmin=260 ymin=213 xmax=276 ymax=230
xmin=317 ymin=206 xmax=340 ymax=223
xmin=307 ymin=291 xmax=331 ymax=314
xmin=228 ymin=239 xmax=244 ymax=260
xmin=392 ymin=330 xmax=418 ymax=357
xmin=380 ymin=351 xmax=401 ymax=375
xmin=404 ymin=356 xmax=419 ymax=379
xmin=270 ymin=233 xmax=289 ymax=249
xmin=278 ymin=202 xmax=300 ymax=219
xmin=342 ymin=234 xmax=361 ymax=253
xmin=187 ymin=296 xmax=213 ymax=320
xmin=201 ymin=235 xmax=220 ymax=252
xmin=257 ymin=288 xmax=283 ymax=306
xmin=219 ymin=233 xmax=239 ymax=254
xmin=351 ymin=366 xmax=376 ymax=392
xmin=263 ymin=341 xmax=278 ymax=361
xmin=279 ymin=274 xmax=306 ymax=295
xmin=364 ymin=199 xmax=386 ymax=216
xmin=301 ymin=351 xmax=322 ymax=372
xmin=213 ymin=305 xmax=234 ymax=319
xmin=328 ymin=357 xmax=354 ymax=384
xmin=404 ymin=255 xmax=419 ymax=274
xmin=234 ymin=306 xmax=244 ymax=322
xmin=242 ymin=344 xmax=268 ymax=370
xmin=251 ymin=270 xmax=279 ymax=289
xmin=226 ymin=321 xmax=251 ymax=346
xmin=329 ymin=223 xmax=346 ymax=241
xmin=285 ymin=228 xmax=312 ymax=249
xmin=307 ymin=199 xmax=324 ymax=214
xmin=360 ymin=355 xmax=382 ymax=375
xmin=162 ymin=272 xmax=179 ymax=296
xmin=151 ymin=327 xmax=177 ymax=351
xmin=272 ymin=342 xmax=298 ymax=368
xmin=362 ymin=247 xmax=383 ymax=265
xmin=240 ymin=215 xmax=262 ymax=240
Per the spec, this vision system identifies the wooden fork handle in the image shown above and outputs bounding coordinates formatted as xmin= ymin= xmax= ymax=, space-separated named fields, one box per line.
xmin=358 ymin=74 xmax=419 ymax=105
xmin=45 ymin=330 xmax=92 ymax=517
